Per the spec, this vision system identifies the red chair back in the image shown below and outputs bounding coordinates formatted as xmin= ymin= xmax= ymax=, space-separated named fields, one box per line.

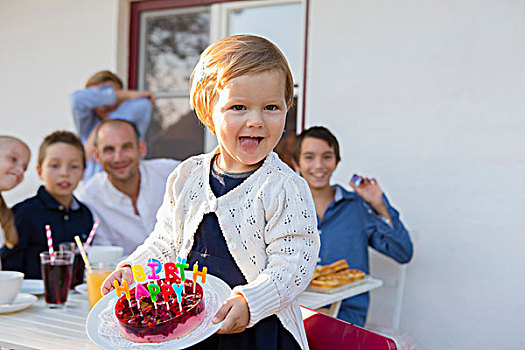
xmin=301 ymin=307 xmax=397 ymax=350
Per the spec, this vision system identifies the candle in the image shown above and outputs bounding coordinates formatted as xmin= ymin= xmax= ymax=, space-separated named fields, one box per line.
xmin=132 ymin=264 xmax=147 ymax=283
xmin=192 ymin=263 xmax=207 ymax=294
xmin=175 ymin=257 xmax=189 ymax=281
xmin=173 ymin=282 xmax=184 ymax=312
xmin=164 ymin=261 xmax=179 ymax=284
xmin=147 ymin=283 xmax=161 ymax=309
xmin=161 ymin=283 xmax=175 ymax=309
xmin=147 ymin=259 xmax=161 ymax=280
xmin=135 ymin=283 xmax=150 ymax=306
xmin=113 ymin=279 xmax=131 ymax=300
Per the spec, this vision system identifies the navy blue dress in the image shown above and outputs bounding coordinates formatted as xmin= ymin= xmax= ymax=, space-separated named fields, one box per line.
xmin=186 ymin=159 xmax=300 ymax=350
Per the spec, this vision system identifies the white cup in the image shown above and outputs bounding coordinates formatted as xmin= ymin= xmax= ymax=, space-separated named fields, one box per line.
xmin=0 ymin=271 xmax=24 ymax=304
xmin=86 ymin=246 xmax=124 ymax=265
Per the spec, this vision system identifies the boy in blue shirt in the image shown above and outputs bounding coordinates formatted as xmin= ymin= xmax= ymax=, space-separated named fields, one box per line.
xmin=293 ymin=126 xmax=413 ymax=326
xmin=70 ymin=70 xmax=155 ymax=180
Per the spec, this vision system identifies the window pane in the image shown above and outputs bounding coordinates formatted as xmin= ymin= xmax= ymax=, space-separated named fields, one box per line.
xmin=142 ymin=9 xmax=210 ymax=92
xmin=227 ymin=3 xmax=302 ymax=84
xmin=146 ymin=97 xmax=204 ymax=160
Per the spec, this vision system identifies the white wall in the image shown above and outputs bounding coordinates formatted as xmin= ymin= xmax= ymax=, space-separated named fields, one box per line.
xmin=0 ymin=0 xmax=119 ymax=206
xmin=307 ymin=0 xmax=525 ymax=349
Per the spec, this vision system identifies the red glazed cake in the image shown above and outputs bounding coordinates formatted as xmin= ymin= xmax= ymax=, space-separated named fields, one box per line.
xmin=115 ymin=277 xmax=206 ymax=343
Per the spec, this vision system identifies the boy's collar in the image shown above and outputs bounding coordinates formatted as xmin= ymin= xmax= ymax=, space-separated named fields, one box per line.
xmin=37 ymin=186 xmax=81 ymax=211
xmin=333 ymin=184 xmax=358 ymax=203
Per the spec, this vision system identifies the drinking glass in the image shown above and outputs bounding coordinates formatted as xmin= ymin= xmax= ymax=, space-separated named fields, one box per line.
xmin=59 ymin=242 xmax=85 ymax=289
xmin=87 ymin=263 xmax=115 ymax=309
xmin=40 ymin=251 xmax=74 ymax=308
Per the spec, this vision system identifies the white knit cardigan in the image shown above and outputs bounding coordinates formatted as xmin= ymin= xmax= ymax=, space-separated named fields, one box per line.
xmin=123 ymin=150 xmax=320 ymax=349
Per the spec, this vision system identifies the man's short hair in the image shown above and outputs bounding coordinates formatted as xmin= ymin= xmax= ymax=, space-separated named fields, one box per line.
xmin=94 ymin=119 xmax=140 ymax=147
xmin=294 ymin=126 xmax=341 ymax=165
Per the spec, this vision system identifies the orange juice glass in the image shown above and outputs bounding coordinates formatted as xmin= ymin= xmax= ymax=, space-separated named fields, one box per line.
xmin=87 ymin=263 xmax=115 ymax=309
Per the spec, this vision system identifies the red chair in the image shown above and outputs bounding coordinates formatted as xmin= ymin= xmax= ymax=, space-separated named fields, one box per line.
xmin=301 ymin=306 xmax=397 ymax=350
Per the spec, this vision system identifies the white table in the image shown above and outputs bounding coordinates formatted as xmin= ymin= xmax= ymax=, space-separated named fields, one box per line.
xmin=297 ymin=277 xmax=383 ymax=315
xmin=0 ymin=292 xmax=98 ymax=350
xmin=0 ymin=278 xmax=382 ymax=349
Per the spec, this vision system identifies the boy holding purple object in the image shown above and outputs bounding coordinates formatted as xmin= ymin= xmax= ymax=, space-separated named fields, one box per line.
xmin=293 ymin=126 xmax=413 ymax=327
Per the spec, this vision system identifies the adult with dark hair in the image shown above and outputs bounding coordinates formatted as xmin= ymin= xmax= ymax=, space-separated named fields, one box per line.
xmin=293 ymin=126 xmax=413 ymax=327
xmin=75 ymin=119 xmax=180 ymax=255
xmin=70 ymin=70 xmax=155 ymax=180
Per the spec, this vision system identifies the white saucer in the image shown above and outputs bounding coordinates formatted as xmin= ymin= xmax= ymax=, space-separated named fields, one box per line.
xmin=74 ymin=283 xmax=88 ymax=295
xmin=21 ymin=279 xmax=45 ymax=295
xmin=0 ymin=293 xmax=38 ymax=314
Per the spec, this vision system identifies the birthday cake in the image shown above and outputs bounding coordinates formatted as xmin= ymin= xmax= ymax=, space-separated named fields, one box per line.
xmin=114 ymin=277 xmax=206 ymax=343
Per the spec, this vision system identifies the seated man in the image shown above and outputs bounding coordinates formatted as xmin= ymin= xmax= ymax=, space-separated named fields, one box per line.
xmin=293 ymin=126 xmax=413 ymax=327
xmin=76 ymin=119 xmax=179 ymax=255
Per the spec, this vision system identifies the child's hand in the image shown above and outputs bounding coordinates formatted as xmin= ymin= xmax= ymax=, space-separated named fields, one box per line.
xmin=101 ymin=266 xmax=134 ymax=296
xmin=349 ymin=176 xmax=384 ymax=207
xmin=213 ymin=292 xmax=250 ymax=334
xmin=349 ymin=177 xmax=391 ymax=220
xmin=116 ymin=90 xmax=156 ymax=105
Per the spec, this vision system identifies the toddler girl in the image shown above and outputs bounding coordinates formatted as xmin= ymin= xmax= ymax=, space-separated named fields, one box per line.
xmin=103 ymin=35 xmax=320 ymax=349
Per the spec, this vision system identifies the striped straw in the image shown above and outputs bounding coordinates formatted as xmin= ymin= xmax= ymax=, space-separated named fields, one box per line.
xmin=45 ymin=225 xmax=55 ymax=263
xmin=84 ymin=220 xmax=100 ymax=248
xmin=74 ymin=235 xmax=92 ymax=273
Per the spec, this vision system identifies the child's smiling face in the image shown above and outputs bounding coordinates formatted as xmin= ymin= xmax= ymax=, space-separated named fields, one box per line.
xmin=0 ymin=140 xmax=30 ymax=191
xmin=211 ymin=69 xmax=287 ymax=173
xmin=37 ymin=142 xmax=84 ymax=206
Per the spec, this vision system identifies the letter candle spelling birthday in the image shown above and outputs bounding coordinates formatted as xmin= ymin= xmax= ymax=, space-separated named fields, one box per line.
xmin=175 ymin=257 xmax=189 ymax=281
xmin=192 ymin=263 xmax=207 ymax=294
xmin=146 ymin=258 xmax=161 ymax=309
xmin=114 ymin=279 xmax=133 ymax=309
xmin=173 ymin=282 xmax=184 ymax=312
xmin=122 ymin=257 xmax=208 ymax=314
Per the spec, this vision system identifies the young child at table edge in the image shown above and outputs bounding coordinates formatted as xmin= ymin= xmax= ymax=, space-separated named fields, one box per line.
xmin=102 ymin=34 xmax=320 ymax=349
xmin=1 ymin=131 xmax=93 ymax=279
xmin=0 ymin=136 xmax=31 ymax=256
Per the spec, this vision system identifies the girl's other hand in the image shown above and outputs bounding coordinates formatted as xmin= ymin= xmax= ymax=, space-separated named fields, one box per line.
xmin=101 ymin=265 xmax=134 ymax=295
xmin=213 ymin=292 xmax=250 ymax=334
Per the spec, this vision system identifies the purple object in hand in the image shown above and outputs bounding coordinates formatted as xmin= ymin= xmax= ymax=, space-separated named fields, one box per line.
xmin=350 ymin=174 xmax=362 ymax=186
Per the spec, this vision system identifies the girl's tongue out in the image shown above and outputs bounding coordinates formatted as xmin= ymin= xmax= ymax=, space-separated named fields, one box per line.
xmin=239 ymin=136 xmax=262 ymax=152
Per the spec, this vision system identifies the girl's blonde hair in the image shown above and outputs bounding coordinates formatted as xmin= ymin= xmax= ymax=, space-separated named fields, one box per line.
xmin=0 ymin=136 xmax=30 ymax=249
xmin=190 ymin=34 xmax=294 ymax=135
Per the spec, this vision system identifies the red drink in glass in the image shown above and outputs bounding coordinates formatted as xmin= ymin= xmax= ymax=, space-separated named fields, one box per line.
xmin=59 ymin=242 xmax=86 ymax=289
xmin=40 ymin=251 xmax=74 ymax=308
xmin=70 ymin=252 xmax=85 ymax=288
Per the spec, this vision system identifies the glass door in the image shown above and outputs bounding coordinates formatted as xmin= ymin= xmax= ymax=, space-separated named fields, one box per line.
xmin=138 ymin=6 xmax=210 ymax=160
xmin=132 ymin=0 xmax=304 ymax=166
